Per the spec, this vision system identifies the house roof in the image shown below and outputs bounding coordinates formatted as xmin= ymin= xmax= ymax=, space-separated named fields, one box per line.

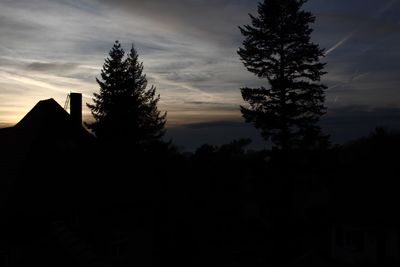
xmin=15 ymin=98 xmax=71 ymax=131
xmin=0 ymin=98 xmax=95 ymax=204
xmin=0 ymin=98 xmax=93 ymax=151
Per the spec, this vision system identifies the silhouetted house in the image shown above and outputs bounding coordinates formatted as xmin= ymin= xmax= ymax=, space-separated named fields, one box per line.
xmin=0 ymin=93 xmax=94 ymax=210
xmin=0 ymin=94 xmax=156 ymax=267
xmin=0 ymin=93 xmax=108 ymax=267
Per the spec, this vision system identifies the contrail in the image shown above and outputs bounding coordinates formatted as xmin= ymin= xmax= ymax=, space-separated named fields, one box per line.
xmin=324 ymin=0 xmax=399 ymax=56
xmin=150 ymin=73 xmax=215 ymax=100
xmin=324 ymin=32 xmax=356 ymax=56
xmin=329 ymin=70 xmax=370 ymax=104
xmin=374 ymin=0 xmax=398 ymax=18
xmin=333 ymin=96 xmax=339 ymax=104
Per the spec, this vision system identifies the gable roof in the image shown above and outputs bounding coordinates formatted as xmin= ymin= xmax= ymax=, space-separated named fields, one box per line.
xmin=0 ymin=98 xmax=93 ymax=149
xmin=15 ymin=98 xmax=71 ymax=131
xmin=0 ymin=98 xmax=95 ymax=199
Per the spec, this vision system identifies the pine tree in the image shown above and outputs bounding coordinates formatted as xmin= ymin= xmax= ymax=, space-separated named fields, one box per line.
xmin=125 ymin=45 xmax=166 ymax=147
xmin=238 ymin=0 xmax=327 ymax=150
xmin=87 ymin=41 xmax=166 ymax=150
xmin=87 ymin=40 xmax=126 ymax=140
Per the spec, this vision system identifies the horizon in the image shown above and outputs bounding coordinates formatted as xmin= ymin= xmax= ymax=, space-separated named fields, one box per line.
xmin=1 ymin=0 xmax=400 ymax=150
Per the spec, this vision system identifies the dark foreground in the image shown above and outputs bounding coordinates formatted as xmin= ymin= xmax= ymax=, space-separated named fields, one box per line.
xmin=1 ymin=126 xmax=400 ymax=267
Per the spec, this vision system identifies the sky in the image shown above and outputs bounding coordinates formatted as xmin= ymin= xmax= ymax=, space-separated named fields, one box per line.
xmin=1 ymin=0 xmax=400 ymax=151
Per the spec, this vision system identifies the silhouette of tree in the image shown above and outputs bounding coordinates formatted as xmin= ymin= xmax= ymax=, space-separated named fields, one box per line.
xmin=125 ymin=45 xmax=167 ymax=148
xmin=87 ymin=41 xmax=166 ymax=150
xmin=238 ymin=0 xmax=327 ymax=150
xmin=194 ymin=144 xmax=217 ymax=158
xmin=87 ymin=41 xmax=125 ymax=141
xmin=219 ymin=138 xmax=252 ymax=157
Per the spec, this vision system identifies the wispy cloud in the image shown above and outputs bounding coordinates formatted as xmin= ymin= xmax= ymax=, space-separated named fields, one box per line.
xmin=0 ymin=0 xmax=400 ymax=148
xmin=24 ymin=62 xmax=80 ymax=74
xmin=374 ymin=0 xmax=399 ymax=18
xmin=324 ymin=0 xmax=399 ymax=56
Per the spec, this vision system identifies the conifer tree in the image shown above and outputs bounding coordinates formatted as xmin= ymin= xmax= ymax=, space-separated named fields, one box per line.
xmin=87 ymin=40 xmax=126 ymax=141
xmin=238 ymin=0 xmax=327 ymax=150
xmin=87 ymin=41 xmax=166 ymax=149
xmin=125 ymin=45 xmax=166 ymax=147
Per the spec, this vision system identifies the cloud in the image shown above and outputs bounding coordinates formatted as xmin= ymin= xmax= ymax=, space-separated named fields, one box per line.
xmin=91 ymin=0 xmax=258 ymax=46
xmin=24 ymin=62 xmax=80 ymax=74
xmin=0 ymin=0 xmax=400 ymax=151
xmin=0 ymin=122 xmax=12 ymax=128
xmin=165 ymin=72 xmax=215 ymax=83
xmin=323 ymin=0 xmax=400 ymax=56
xmin=0 ymin=14 xmax=41 ymax=34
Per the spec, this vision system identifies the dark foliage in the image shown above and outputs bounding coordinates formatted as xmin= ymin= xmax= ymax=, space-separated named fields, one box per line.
xmin=238 ymin=0 xmax=328 ymax=150
xmin=2 ymin=118 xmax=400 ymax=266
xmin=87 ymin=40 xmax=166 ymax=151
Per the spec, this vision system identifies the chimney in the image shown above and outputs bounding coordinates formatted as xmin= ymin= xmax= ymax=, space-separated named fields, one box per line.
xmin=70 ymin=92 xmax=82 ymax=127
